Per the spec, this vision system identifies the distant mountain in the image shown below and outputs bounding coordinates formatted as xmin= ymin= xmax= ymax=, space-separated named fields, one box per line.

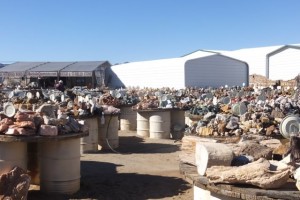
xmin=0 ymin=63 xmax=6 ymax=68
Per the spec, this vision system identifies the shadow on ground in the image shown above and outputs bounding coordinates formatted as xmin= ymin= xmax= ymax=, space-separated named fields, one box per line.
xmin=99 ymin=136 xmax=180 ymax=154
xmin=28 ymin=161 xmax=191 ymax=200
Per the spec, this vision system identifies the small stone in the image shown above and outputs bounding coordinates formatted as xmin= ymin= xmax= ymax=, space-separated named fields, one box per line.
xmin=266 ymin=125 xmax=275 ymax=136
xmin=249 ymin=128 xmax=258 ymax=134
xmin=234 ymin=129 xmax=242 ymax=136
xmin=260 ymin=116 xmax=270 ymax=123
xmin=39 ymin=125 xmax=58 ymax=136
xmin=217 ymin=122 xmax=226 ymax=133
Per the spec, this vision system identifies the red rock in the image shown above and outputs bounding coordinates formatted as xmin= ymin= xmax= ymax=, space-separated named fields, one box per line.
xmin=14 ymin=121 xmax=36 ymax=129
xmin=0 ymin=118 xmax=14 ymax=125
xmin=0 ymin=124 xmax=8 ymax=133
xmin=0 ymin=166 xmax=31 ymax=200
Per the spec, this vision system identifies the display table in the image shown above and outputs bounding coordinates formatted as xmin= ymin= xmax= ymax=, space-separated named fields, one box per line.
xmin=0 ymin=131 xmax=88 ymax=195
xmin=180 ymin=162 xmax=300 ymax=200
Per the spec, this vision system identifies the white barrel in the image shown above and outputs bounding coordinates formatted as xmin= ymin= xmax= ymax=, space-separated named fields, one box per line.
xmin=120 ymin=107 xmax=137 ymax=131
xmin=0 ymin=142 xmax=27 ymax=174
xmin=137 ymin=112 xmax=150 ymax=137
xmin=39 ymin=138 xmax=80 ymax=194
xmin=149 ymin=111 xmax=171 ymax=139
xmin=80 ymin=117 xmax=99 ymax=153
xmin=27 ymin=142 xmax=40 ymax=185
xmin=98 ymin=115 xmax=119 ymax=150
xmin=171 ymin=110 xmax=185 ymax=139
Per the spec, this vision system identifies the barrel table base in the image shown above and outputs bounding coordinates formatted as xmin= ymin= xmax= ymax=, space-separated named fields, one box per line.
xmin=137 ymin=112 xmax=150 ymax=137
xmin=80 ymin=117 xmax=99 ymax=153
xmin=120 ymin=107 xmax=137 ymax=131
xmin=0 ymin=142 xmax=27 ymax=175
xmin=170 ymin=110 xmax=185 ymax=139
xmin=98 ymin=115 xmax=119 ymax=150
xmin=27 ymin=142 xmax=40 ymax=185
xmin=39 ymin=138 xmax=81 ymax=194
xmin=149 ymin=111 xmax=171 ymax=139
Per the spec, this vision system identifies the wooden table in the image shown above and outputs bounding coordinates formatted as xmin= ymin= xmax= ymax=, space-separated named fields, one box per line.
xmin=0 ymin=131 xmax=88 ymax=195
xmin=180 ymin=162 xmax=300 ymax=200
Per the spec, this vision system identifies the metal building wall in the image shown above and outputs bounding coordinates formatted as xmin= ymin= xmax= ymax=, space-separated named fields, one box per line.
xmin=184 ymin=55 xmax=248 ymax=88
xmin=269 ymin=48 xmax=300 ymax=80
xmin=109 ymin=58 xmax=185 ymax=89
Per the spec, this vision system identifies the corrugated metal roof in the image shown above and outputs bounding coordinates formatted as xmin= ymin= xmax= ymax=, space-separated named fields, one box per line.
xmin=182 ymin=50 xmax=218 ymax=59
xmin=218 ymin=44 xmax=300 ymax=76
xmin=0 ymin=62 xmax=46 ymax=72
xmin=27 ymin=62 xmax=75 ymax=71
xmin=60 ymin=61 xmax=107 ymax=72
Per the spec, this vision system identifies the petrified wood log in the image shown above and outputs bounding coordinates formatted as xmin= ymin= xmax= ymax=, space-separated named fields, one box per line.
xmin=235 ymin=141 xmax=273 ymax=160
xmin=179 ymin=136 xmax=217 ymax=165
xmin=195 ymin=142 xmax=233 ymax=175
xmin=206 ymin=158 xmax=291 ymax=189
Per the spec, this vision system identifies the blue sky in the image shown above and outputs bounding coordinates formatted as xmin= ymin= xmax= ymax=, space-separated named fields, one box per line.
xmin=0 ymin=0 xmax=299 ymax=64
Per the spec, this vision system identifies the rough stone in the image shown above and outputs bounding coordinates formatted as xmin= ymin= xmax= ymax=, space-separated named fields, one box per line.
xmin=0 ymin=166 xmax=31 ymax=200
xmin=39 ymin=124 xmax=58 ymax=136
xmin=36 ymin=103 xmax=57 ymax=118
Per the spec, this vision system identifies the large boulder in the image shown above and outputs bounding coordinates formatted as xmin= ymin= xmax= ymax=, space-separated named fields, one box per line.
xmin=0 ymin=166 xmax=31 ymax=200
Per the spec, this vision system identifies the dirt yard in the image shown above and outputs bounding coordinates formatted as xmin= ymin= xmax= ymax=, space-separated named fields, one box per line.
xmin=28 ymin=131 xmax=193 ymax=200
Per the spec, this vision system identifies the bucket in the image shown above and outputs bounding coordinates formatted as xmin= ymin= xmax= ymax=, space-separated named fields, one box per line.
xmin=0 ymin=142 xmax=27 ymax=174
xmin=39 ymin=138 xmax=80 ymax=194
xmin=80 ymin=117 xmax=99 ymax=153
xmin=279 ymin=115 xmax=300 ymax=139
xmin=137 ymin=112 xmax=150 ymax=137
xmin=149 ymin=111 xmax=171 ymax=139
xmin=171 ymin=110 xmax=185 ymax=139
xmin=120 ymin=107 xmax=137 ymax=131
xmin=27 ymin=142 xmax=40 ymax=185
xmin=98 ymin=115 xmax=119 ymax=150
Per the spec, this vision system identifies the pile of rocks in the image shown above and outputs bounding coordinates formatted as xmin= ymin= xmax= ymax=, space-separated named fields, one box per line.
xmin=185 ymin=87 xmax=300 ymax=138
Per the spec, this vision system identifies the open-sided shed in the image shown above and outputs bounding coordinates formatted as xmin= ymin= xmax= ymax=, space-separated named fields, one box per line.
xmin=59 ymin=61 xmax=111 ymax=88
xmin=0 ymin=61 xmax=111 ymax=88
xmin=0 ymin=62 xmax=46 ymax=78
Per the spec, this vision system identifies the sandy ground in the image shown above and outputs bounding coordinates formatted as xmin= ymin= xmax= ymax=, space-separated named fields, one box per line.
xmin=28 ymin=131 xmax=193 ymax=200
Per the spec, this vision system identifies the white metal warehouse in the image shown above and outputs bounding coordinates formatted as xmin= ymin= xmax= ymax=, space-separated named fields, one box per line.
xmin=209 ymin=44 xmax=300 ymax=81
xmin=107 ymin=51 xmax=249 ymax=89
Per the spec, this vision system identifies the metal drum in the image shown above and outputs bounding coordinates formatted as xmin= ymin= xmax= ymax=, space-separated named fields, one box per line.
xmin=39 ymin=138 xmax=81 ymax=194
xmin=137 ymin=112 xmax=150 ymax=137
xmin=80 ymin=117 xmax=99 ymax=153
xmin=149 ymin=110 xmax=171 ymax=139
xmin=98 ymin=115 xmax=119 ymax=150
xmin=171 ymin=110 xmax=185 ymax=139
xmin=0 ymin=142 xmax=27 ymax=175
xmin=120 ymin=107 xmax=137 ymax=131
